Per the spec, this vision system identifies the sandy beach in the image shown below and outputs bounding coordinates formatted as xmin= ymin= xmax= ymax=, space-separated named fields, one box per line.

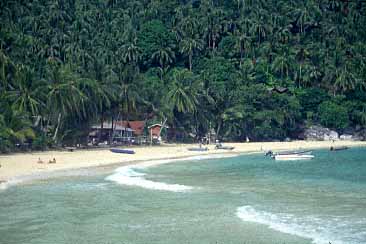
xmin=1 ymin=140 xmax=366 ymax=185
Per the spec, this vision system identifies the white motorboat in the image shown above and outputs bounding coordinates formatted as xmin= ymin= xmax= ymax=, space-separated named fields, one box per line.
xmin=274 ymin=154 xmax=314 ymax=161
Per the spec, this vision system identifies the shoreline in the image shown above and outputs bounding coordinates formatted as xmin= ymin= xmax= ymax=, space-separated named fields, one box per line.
xmin=1 ymin=140 xmax=366 ymax=189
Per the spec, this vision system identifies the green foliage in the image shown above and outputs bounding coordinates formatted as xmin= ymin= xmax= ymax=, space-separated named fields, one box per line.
xmin=297 ymin=88 xmax=329 ymax=119
xmin=31 ymin=134 xmax=51 ymax=151
xmin=318 ymin=101 xmax=349 ymax=130
xmin=218 ymin=36 xmax=237 ymax=59
xmin=165 ymin=68 xmax=199 ymax=113
xmin=137 ymin=20 xmax=176 ymax=65
xmin=0 ymin=0 xmax=366 ymax=150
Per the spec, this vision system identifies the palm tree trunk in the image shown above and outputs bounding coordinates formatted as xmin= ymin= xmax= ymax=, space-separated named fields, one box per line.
xmin=216 ymin=119 xmax=222 ymax=139
xmin=299 ymin=65 xmax=302 ymax=88
xmin=53 ymin=113 xmax=62 ymax=142
xmin=109 ymin=116 xmax=114 ymax=145
xmin=240 ymin=46 xmax=244 ymax=67
xmin=189 ymin=53 xmax=192 ymax=71
xmin=99 ymin=112 xmax=104 ymax=143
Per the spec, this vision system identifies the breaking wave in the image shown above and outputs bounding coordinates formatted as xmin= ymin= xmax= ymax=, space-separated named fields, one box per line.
xmin=236 ymin=205 xmax=366 ymax=244
xmin=0 ymin=179 xmax=23 ymax=191
xmin=105 ymin=166 xmax=193 ymax=192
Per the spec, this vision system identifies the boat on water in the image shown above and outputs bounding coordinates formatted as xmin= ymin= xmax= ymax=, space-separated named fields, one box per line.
xmin=330 ymin=146 xmax=349 ymax=151
xmin=265 ymin=149 xmax=314 ymax=161
xmin=265 ymin=150 xmax=312 ymax=157
xmin=274 ymin=154 xmax=314 ymax=161
xmin=110 ymin=148 xmax=135 ymax=154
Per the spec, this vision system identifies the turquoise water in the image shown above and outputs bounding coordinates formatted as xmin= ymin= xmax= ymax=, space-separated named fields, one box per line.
xmin=1 ymin=148 xmax=366 ymax=244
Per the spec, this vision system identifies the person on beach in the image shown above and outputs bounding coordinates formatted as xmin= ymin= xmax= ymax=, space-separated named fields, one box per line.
xmin=48 ymin=158 xmax=56 ymax=164
xmin=37 ymin=158 xmax=44 ymax=164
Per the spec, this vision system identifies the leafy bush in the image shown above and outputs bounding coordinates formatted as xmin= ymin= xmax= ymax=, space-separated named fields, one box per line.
xmin=297 ymin=88 xmax=329 ymax=119
xmin=31 ymin=135 xmax=51 ymax=151
xmin=318 ymin=101 xmax=349 ymax=130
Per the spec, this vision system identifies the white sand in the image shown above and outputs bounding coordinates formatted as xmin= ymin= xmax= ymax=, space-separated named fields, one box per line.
xmin=0 ymin=141 xmax=365 ymax=184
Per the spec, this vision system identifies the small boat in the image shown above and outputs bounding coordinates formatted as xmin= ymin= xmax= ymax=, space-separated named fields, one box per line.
xmin=265 ymin=150 xmax=312 ymax=157
xmin=188 ymin=147 xmax=209 ymax=151
xmin=266 ymin=149 xmax=314 ymax=160
xmin=110 ymin=148 xmax=135 ymax=154
xmin=274 ymin=154 xmax=314 ymax=161
xmin=276 ymin=150 xmax=312 ymax=155
xmin=215 ymin=143 xmax=234 ymax=150
xmin=330 ymin=146 xmax=349 ymax=151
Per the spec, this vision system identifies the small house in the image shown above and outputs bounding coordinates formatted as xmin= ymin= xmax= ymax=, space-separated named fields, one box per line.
xmin=148 ymin=123 xmax=169 ymax=143
xmin=89 ymin=120 xmax=146 ymax=145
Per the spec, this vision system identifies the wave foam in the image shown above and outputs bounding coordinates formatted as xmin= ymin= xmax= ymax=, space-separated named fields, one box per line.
xmin=0 ymin=179 xmax=22 ymax=191
xmin=105 ymin=166 xmax=193 ymax=192
xmin=236 ymin=205 xmax=365 ymax=244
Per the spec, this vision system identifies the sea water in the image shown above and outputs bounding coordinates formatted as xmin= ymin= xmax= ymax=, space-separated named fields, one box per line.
xmin=1 ymin=148 xmax=366 ymax=244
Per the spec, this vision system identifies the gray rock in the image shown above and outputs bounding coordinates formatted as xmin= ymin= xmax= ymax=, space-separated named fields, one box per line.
xmin=353 ymin=129 xmax=366 ymax=141
xmin=340 ymin=134 xmax=353 ymax=140
xmin=304 ymin=125 xmax=339 ymax=141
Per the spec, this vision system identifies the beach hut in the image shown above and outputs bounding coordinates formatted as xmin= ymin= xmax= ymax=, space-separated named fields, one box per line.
xmin=89 ymin=120 xmax=146 ymax=145
xmin=148 ymin=123 xmax=169 ymax=144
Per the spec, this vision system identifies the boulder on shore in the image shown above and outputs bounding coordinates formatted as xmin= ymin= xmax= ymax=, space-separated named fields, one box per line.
xmin=304 ymin=125 xmax=339 ymax=141
xmin=339 ymin=134 xmax=353 ymax=140
xmin=353 ymin=129 xmax=366 ymax=141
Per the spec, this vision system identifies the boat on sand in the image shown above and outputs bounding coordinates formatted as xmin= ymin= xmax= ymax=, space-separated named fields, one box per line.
xmin=110 ymin=148 xmax=135 ymax=154
xmin=215 ymin=143 xmax=235 ymax=150
xmin=188 ymin=147 xmax=209 ymax=151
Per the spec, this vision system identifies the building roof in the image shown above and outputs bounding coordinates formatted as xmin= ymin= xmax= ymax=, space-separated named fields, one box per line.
xmin=127 ymin=121 xmax=145 ymax=135
xmin=91 ymin=120 xmax=145 ymax=135
xmin=91 ymin=122 xmax=128 ymax=131
xmin=92 ymin=121 xmax=134 ymax=131
xmin=148 ymin=123 xmax=169 ymax=129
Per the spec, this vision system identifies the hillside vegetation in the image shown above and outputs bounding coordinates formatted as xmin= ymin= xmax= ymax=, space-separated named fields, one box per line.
xmin=1 ymin=0 xmax=366 ymax=151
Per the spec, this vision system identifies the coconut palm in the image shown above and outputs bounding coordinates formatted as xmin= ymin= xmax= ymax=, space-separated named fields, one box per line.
xmin=180 ymin=36 xmax=203 ymax=71
xmin=6 ymin=65 xmax=46 ymax=116
xmin=151 ymin=46 xmax=175 ymax=70
xmin=120 ymin=42 xmax=141 ymax=64
xmin=165 ymin=69 xmax=199 ymax=113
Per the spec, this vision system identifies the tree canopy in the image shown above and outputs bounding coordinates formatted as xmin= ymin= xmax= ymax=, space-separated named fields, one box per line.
xmin=0 ymin=0 xmax=365 ymax=151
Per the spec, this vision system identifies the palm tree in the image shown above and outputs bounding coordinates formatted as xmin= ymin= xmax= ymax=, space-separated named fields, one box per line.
xmin=6 ymin=65 xmax=46 ymax=116
xmin=233 ymin=30 xmax=251 ymax=66
xmin=271 ymin=51 xmax=295 ymax=79
xmin=333 ymin=65 xmax=356 ymax=95
xmin=0 ymin=50 xmax=16 ymax=89
xmin=45 ymin=61 xmax=86 ymax=141
xmin=120 ymin=42 xmax=141 ymax=65
xmin=295 ymin=47 xmax=310 ymax=87
xmin=180 ymin=36 xmax=203 ymax=71
xmin=165 ymin=69 xmax=199 ymax=113
xmin=151 ymin=46 xmax=175 ymax=70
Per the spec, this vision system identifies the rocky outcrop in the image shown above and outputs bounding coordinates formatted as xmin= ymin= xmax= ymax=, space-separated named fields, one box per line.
xmin=303 ymin=125 xmax=366 ymax=141
xmin=304 ymin=125 xmax=339 ymax=141
xmin=339 ymin=134 xmax=353 ymax=140
xmin=353 ymin=129 xmax=366 ymax=141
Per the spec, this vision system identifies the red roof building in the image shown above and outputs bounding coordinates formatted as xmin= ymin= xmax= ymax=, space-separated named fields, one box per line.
xmin=127 ymin=121 xmax=145 ymax=136
xmin=114 ymin=121 xmax=145 ymax=136
xmin=148 ymin=124 xmax=169 ymax=138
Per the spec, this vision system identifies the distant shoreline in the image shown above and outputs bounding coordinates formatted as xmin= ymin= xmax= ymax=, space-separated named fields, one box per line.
xmin=1 ymin=140 xmax=366 ymax=189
